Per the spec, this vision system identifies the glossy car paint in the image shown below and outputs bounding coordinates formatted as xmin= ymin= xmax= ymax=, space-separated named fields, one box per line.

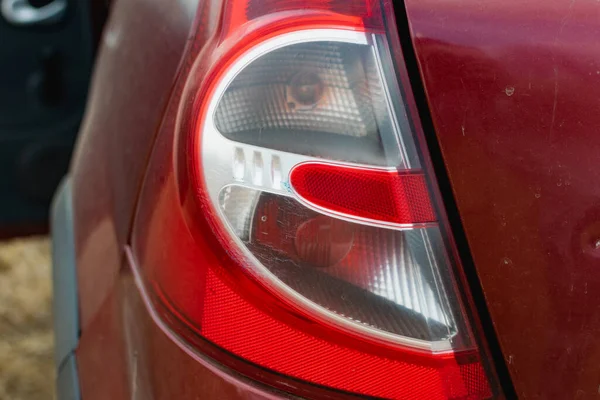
xmin=71 ymin=0 xmax=194 ymax=329
xmin=405 ymin=0 xmax=600 ymax=398
xmin=70 ymin=0 xmax=198 ymax=397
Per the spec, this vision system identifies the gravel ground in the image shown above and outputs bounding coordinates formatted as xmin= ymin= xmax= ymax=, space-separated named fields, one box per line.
xmin=0 ymin=237 xmax=54 ymax=400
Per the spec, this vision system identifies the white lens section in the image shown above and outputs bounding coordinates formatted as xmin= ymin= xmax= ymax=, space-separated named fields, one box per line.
xmin=220 ymin=185 xmax=260 ymax=240
xmin=215 ymin=41 xmax=376 ymax=137
xmin=322 ymin=227 xmax=455 ymax=329
xmin=214 ymin=40 xmax=405 ymax=167
xmin=218 ymin=186 xmax=464 ymax=349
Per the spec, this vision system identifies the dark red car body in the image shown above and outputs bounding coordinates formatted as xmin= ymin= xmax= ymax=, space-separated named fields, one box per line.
xmin=51 ymin=0 xmax=600 ymax=398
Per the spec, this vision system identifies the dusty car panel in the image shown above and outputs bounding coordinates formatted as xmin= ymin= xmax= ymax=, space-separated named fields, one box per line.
xmin=406 ymin=0 xmax=600 ymax=397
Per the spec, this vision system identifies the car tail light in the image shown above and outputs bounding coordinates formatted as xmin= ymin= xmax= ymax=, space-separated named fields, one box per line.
xmin=132 ymin=0 xmax=502 ymax=398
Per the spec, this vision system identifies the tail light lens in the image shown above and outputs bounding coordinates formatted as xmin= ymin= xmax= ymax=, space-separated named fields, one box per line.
xmin=132 ymin=0 xmax=502 ymax=398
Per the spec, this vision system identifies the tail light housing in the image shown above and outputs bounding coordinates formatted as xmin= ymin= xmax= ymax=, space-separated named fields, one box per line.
xmin=131 ymin=0 xmax=502 ymax=398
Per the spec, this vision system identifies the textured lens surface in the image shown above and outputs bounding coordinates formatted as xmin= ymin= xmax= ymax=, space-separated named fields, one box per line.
xmin=219 ymin=186 xmax=460 ymax=345
xmin=290 ymin=162 xmax=436 ymax=225
xmin=214 ymin=41 xmax=403 ymax=166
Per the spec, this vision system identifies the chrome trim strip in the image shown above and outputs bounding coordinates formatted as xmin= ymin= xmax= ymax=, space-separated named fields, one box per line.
xmin=51 ymin=177 xmax=80 ymax=367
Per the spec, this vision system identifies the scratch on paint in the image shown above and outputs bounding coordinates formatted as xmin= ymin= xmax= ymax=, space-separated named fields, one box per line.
xmin=550 ymin=0 xmax=573 ymax=140
xmin=461 ymin=106 xmax=467 ymax=136
xmin=556 ymin=0 xmax=576 ymax=45
xmin=550 ymin=67 xmax=559 ymax=136
xmin=460 ymin=78 xmax=467 ymax=136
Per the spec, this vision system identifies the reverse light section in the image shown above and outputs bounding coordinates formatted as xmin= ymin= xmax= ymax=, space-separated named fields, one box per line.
xmin=220 ymin=186 xmax=459 ymax=345
xmin=215 ymin=42 xmax=378 ymax=138
xmin=213 ymin=37 xmax=405 ymax=166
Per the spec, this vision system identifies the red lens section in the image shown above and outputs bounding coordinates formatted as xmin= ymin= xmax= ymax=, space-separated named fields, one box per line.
xmin=190 ymin=267 xmax=492 ymax=399
xmin=290 ymin=162 xmax=436 ymax=225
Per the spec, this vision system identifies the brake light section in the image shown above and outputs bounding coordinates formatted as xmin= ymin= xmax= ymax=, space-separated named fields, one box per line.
xmin=131 ymin=0 xmax=502 ymax=398
xmin=290 ymin=162 xmax=436 ymax=225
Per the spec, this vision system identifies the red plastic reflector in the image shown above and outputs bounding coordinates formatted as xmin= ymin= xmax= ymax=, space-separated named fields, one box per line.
xmin=290 ymin=162 xmax=436 ymax=225
xmin=194 ymin=268 xmax=492 ymax=399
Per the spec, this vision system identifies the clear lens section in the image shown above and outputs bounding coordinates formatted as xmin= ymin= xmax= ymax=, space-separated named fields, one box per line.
xmin=220 ymin=185 xmax=467 ymax=349
xmin=214 ymin=41 xmax=405 ymax=167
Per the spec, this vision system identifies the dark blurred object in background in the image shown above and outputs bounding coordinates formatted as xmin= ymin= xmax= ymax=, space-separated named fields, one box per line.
xmin=0 ymin=0 xmax=108 ymax=237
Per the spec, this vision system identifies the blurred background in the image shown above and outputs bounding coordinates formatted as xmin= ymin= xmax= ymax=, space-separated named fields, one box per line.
xmin=0 ymin=0 xmax=109 ymax=398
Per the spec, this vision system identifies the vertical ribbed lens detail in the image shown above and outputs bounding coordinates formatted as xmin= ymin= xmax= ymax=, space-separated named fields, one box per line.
xmin=219 ymin=185 xmax=259 ymax=240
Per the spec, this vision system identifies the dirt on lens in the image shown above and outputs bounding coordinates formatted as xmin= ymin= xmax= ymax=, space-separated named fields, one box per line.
xmin=0 ymin=236 xmax=54 ymax=400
